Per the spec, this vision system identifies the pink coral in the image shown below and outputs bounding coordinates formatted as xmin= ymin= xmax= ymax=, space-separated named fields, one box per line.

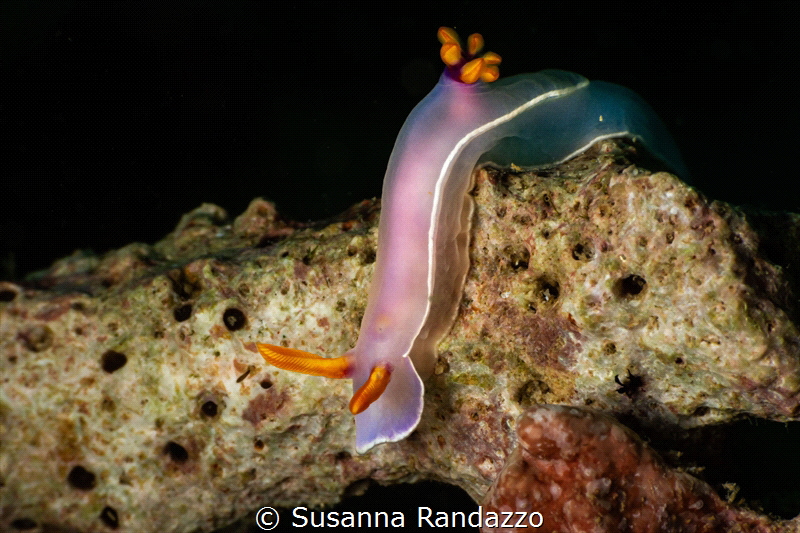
xmin=482 ymin=405 xmax=780 ymax=532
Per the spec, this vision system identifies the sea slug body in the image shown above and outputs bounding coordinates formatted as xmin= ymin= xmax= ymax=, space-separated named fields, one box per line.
xmin=258 ymin=28 xmax=686 ymax=453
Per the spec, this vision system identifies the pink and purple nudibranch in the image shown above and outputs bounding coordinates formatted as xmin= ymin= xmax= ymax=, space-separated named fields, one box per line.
xmin=258 ymin=27 xmax=686 ymax=453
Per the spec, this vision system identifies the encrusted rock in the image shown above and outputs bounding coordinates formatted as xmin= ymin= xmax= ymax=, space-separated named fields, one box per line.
xmin=1 ymin=141 xmax=799 ymax=531
xmin=482 ymin=405 xmax=783 ymax=532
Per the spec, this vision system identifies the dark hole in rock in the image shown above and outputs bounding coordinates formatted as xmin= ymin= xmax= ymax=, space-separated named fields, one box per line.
xmin=571 ymin=242 xmax=593 ymax=261
xmin=0 ymin=289 xmax=17 ymax=302
xmin=101 ymin=350 xmax=127 ymax=373
xmin=201 ymin=400 xmax=218 ymax=417
xmin=173 ymin=304 xmax=192 ymax=322
xmin=534 ymin=278 xmax=560 ymax=304
xmin=67 ymin=465 xmax=96 ymax=490
xmin=99 ymin=506 xmax=119 ymax=529
xmin=10 ymin=518 xmax=37 ymax=530
xmin=260 ymin=379 xmax=272 ymax=389
xmin=165 ymin=441 xmax=189 ymax=462
xmin=504 ymin=245 xmax=530 ymax=271
xmin=616 ymin=274 xmax=646 ymax=297
xmin=223 ymin=308 xmax=246 ymax=331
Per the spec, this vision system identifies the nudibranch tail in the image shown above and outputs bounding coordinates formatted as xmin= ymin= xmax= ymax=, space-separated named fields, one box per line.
xmin=352 ymin=355 xmax=423 ymax=454
xmin=257 ymin=343 xmax=351 ymax=379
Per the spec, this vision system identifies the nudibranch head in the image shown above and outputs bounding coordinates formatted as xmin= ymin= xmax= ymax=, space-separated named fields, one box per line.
xmin=437 ymin=27 xmax=501 ymax=84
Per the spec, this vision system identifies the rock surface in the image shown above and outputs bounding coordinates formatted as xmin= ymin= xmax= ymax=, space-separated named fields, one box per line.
xmin=2 ymin=140 xmax=799 ymax=531
xmin=482 ymin=405 xmax=784 ymax=532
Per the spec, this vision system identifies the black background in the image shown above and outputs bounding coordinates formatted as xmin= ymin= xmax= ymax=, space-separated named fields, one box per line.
xmin=1 ymin=2 xmax=797 ymax=280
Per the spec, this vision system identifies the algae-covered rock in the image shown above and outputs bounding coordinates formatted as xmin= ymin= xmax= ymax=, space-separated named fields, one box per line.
xmin=2 ymin=140 xmax=799 ymax=531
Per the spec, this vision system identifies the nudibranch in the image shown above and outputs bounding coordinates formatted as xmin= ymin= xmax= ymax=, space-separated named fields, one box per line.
xmin=258 ymin=28 xmax=686 ymax=453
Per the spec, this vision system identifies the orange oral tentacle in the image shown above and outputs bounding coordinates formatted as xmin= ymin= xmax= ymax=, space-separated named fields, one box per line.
xmin=349 ymin=365 xmax=392 ymax=415
xmin=257 ymin=343 xmax=352 ymax=379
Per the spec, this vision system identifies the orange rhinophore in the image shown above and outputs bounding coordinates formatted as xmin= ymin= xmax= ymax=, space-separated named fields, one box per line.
xmin=257 ymin=343 xmax=351 ymax=379
xmin=257 ymin=343 xmax=392 ymax=415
